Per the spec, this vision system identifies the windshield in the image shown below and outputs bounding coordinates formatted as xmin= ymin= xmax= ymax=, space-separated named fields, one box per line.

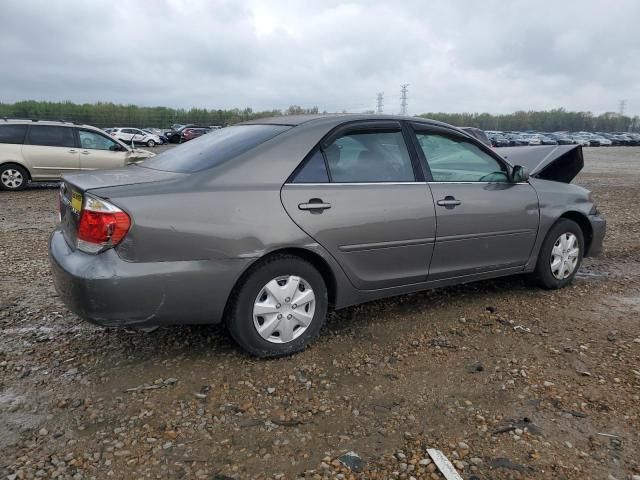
xmin=140 ymin=124 xmax=290 ymax=173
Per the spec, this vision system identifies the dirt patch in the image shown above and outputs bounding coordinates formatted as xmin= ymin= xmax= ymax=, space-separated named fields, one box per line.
xmin=1 ymin=147 xmax=639 ymax=479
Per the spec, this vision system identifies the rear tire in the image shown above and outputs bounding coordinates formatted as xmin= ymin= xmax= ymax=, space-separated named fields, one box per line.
xmin=533 ymin=219 xmax=584 ymax=289
xmin=226 ymin=255 xmax=328 ymax=357
xmin=0 ymin=164 xmax=29 ymax=191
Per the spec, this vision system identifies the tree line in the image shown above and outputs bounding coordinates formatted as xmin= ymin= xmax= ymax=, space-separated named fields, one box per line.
xmin=0 ymin=101 xmax=637 ymax=132
xmin=0 ymin=101 xmax=320 ymax=129
xmin=418 ymin=108 xmax=639 ymax=132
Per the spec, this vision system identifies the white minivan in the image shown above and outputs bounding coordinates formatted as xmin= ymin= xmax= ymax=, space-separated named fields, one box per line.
xmin=0 ymin=120 xmax=155 ymax=191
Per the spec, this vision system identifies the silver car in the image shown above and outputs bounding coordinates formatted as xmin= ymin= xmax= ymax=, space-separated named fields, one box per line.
xmin=49 ymin=115 xmax=605 ymax=357
xmin=0 ymin=120 xmax=154 ymax=190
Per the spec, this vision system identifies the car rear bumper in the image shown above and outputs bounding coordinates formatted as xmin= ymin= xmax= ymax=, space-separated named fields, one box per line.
xmin=48 ymin=229 xmax=251 ymax=327
xmin=587 ymin=213 xmax=606 ymax=257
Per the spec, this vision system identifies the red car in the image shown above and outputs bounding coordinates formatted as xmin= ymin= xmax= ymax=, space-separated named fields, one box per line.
xmin=180 ymin=127 xmax=211 ymax=142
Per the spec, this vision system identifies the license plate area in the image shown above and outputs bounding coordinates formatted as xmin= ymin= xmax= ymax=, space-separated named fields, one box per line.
xmin=71 ymin=191 xmax=83 ymax=213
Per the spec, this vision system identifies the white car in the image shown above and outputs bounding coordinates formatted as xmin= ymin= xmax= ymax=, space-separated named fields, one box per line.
xmin=0 ymin=120 xmax=155 ymax=191
xmin=110 ymin=128 xmax=162 ymax=147
xmin=521 ymin=134 xmax=542 ymax=145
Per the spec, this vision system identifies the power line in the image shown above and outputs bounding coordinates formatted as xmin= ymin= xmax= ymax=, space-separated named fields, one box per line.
xmin=400 ymin=84 xmax=409 ymax=115
xmin=619 ymin=99 xmax=626 ymax=116
xmin=376 ymin=92 xmax=384 ymax=114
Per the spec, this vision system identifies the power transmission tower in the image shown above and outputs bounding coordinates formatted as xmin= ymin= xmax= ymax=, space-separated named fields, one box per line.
xmin=400 ymin=84 xmax=409 ymax=115
xmin=618 ymin=99 xmax=626 ymax=116
xmin=376 ymin=93 xmax=384 ymax=114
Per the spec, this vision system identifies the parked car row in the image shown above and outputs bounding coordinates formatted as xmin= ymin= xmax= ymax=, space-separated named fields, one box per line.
xmin=482 ymin=130 xmax=640 ymax=147
xmin=164 ymin=124 xmax=216 ymax=143
xmin=104 ymin=125 xmax=220 ymax=146
xmin=0 ymin=119 xmax=154 ymax=190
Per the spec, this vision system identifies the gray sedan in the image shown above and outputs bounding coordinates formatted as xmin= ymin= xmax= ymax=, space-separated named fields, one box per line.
xmin=49 ymin=114 xmax=605 ymax=357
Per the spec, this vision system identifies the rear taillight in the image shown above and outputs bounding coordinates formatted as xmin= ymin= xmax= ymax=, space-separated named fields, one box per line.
xmin=76 ymin=195 xmax=131 ymax=254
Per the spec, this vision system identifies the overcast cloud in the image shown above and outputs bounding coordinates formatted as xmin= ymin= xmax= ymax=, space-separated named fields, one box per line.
xmin=1 ymin=0 xmax=638 ymax=115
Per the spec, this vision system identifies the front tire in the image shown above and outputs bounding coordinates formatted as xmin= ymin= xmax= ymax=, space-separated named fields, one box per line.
xmin=0 ymin=164 xmax=29 ymax=191
xmin=226 ymin=255 xmax=328 ymax=357
xmin=146 ymin=139 xmax=156 ymax=147
xmin=533 ymin=219 xmax=584 ymax=289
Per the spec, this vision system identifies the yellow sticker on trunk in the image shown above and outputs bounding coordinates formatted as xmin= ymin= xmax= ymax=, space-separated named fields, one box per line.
xmin=71 ymin=191 xmax=83 ymax=212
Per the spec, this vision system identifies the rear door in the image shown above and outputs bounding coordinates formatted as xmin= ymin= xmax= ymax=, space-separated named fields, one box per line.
xmin=21 ymin=125 xmax=79 ymax=179
xmin=411 ymin=124 xmax=539 ymax=280
xmin=77 ymin=128 xmax=127 ymax=171
xmin=281 ymin=121 xmax=437 ymax=290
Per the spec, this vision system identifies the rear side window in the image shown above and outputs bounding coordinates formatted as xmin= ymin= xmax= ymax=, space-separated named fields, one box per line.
xmin=323 ymin=130 xmax=415 ymax=183
xmin=0 ymin=124 xmax=28 ymax=144
xmin=292 ymin=149 xmax=329 ymax=183
xmin=142 ymin=125 xmax=290 ymax=173
xmin=26 ymin=125 xmax=76 ymax=148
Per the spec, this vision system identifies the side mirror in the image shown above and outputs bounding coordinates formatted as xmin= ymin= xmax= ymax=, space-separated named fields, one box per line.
xmin=511 ymin=165 xmax=530 ymax=182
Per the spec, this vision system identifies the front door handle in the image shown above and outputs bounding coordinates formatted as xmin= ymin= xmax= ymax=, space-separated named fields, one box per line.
xmin=299 ymin=198 xmax=331 ymax=213
xmin=437 ymin=196 xmax=462 ymax=208
xmin=81 ymin=150 xmax=90 ymax=155
xmin=68 ymin=149 xmax=77 ymax=153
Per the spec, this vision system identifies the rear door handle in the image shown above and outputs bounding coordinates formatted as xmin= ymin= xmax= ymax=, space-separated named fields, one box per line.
xmin=68 ymin=149 xmax=77 ymax=153
xmin=437 ymin=196 xmax=462 ymax=207
xmin=298 ymin=198 xmax=331 ymax=213
xmin=81 ymin=150 xmax=90 ymax=155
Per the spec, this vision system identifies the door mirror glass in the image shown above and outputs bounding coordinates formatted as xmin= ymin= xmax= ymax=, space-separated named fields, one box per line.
xmin=511 ymin=165 xmax=530 ymax=182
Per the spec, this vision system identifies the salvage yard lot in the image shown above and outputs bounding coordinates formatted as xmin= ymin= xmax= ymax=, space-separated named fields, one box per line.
xmin=1 ymin=147 xmax=639 ymax=479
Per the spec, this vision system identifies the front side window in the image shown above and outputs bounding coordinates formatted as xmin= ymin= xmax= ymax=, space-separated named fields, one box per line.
xmin=416 ymin=132 xmax=508 ymax=182
xmin=323 ymin=130 xmax=414 ymax=183
xmin=26 ymin=125 xmax=76 ymax=148
xmin=79 ymin=130 xmax=120 ymax=151
xmin=0 ymin=124 xmax=28 ymax=144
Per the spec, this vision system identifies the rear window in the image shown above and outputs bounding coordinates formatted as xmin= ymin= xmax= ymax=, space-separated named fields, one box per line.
xmin=141 ymin=125 xmax=290 ymax=173
xmin=0 ymin=124 xmax=28 ymax=144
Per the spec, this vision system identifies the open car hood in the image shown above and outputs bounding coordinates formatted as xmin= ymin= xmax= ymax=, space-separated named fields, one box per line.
xmin=499 ymin=144 xmax=583 ymax=183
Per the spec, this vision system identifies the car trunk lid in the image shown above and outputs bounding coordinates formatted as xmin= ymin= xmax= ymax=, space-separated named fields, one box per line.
xmin=499 ymin=144 xmax=583 ymax=183
xmin=59 ymin=165 xmax=185 ymax=249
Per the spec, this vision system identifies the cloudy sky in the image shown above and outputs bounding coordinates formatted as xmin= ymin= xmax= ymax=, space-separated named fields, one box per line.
xmin=1 ymin=0 xmax=638 ymax=116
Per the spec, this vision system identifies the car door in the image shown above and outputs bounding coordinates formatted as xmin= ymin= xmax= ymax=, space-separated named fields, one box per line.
xmin=411 ymin=124 xmax=539 ymax=281
xmin=118 ymin=128 xmax=135 ymax=143
xmin=77 ymin=128 xmax=127 ymax=171
xmin=281 ymin=121 xmax=437 ymax=290
xmin=21 ymin=125 xmax=80 ymax=179
xmin=131 ymin=129 xmax=147 ymax=144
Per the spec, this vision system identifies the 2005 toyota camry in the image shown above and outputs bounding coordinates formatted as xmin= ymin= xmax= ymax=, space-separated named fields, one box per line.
xmin=49 ymin=114 xmax=606 ymax=357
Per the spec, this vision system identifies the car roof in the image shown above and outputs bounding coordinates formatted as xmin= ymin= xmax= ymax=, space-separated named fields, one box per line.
xmin=0 ymin=118 xmax=105 ymax=130
xmin=239 ymin=113 xmax=463 ymax=131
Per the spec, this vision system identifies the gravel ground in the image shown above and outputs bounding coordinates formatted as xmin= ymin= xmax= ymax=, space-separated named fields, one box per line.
xmin=1 ymin=147 xmax=639 ymax=480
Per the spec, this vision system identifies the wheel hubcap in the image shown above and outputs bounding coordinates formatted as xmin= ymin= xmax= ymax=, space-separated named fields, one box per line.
xmin=1 ymin=169 xmax=23 ymax=189
xmin=550 ymin=232 xmax=579 ymax=280
xmin=253 ymin=275 xmax=315 ymax=344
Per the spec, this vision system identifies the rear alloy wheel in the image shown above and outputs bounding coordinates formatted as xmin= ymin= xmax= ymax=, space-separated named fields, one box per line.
xmin=0 ymin=164 xmax=28 ymax=191
xmin=227 ymin=255 xmax=328 ymax=357
xmin=146 ymin=139 xmax=156 ymax=147
xmin=533 ymin=218 xmax=584 ymax=289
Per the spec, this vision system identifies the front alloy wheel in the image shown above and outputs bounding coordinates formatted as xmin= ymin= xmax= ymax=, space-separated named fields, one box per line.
xmin=533 ymin=218 xmax=584 ymax=289
xmin=550 ymin=233 xmax=580 ymax=280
